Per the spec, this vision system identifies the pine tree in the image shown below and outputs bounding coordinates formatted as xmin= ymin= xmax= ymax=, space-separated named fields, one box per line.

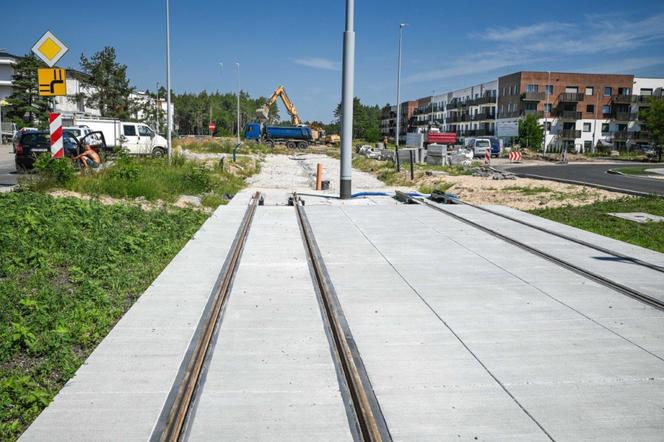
xmin=518 ymin=113 xmax=544 ymax=150
xmin=6 ymin=54 xmax=53 ymax=128
xmin=79 ymin=47 xmax=134 ymax=119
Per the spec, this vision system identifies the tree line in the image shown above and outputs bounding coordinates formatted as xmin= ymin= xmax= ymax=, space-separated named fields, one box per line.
xmin=5 ymin=47 xmax=385 ymax=141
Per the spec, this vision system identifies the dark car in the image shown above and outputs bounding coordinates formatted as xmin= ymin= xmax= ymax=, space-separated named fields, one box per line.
xmin=15 ymin=130 xmax=107 ymax=171
xmin=14 ymin=131 xmax=51 ymax=171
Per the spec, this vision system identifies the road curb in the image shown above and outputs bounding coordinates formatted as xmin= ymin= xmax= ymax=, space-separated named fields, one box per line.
xmin=511 ymin=172 xmax=657 ymax=197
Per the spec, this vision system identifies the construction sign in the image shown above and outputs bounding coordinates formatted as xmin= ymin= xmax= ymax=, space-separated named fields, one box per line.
xmin=32 ymin=31 xmax=69 ymax=67
xmin=38 ymin=68 xmax=67 ymax=96
xmin=49 ymin=113 xmax=64 ymax=158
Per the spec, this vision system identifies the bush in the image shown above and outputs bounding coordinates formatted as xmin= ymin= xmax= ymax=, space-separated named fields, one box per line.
xmin=33 ymin=155 xmax=75 ymax=185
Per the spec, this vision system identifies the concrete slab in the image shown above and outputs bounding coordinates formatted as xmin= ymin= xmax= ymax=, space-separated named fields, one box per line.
xmin=20 ymin=202 xmax=253 ymax=441
xmin=307 ymin=204 xmax=664 ymax=440
xmin=185 ymin=207 xmax=353 ymax=441
xmin=430 ymin=203 xmax=664 ymax=304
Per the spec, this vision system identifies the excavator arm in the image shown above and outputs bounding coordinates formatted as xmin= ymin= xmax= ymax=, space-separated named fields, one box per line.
xmin=256 ymin=86 xmax=302 ymax=126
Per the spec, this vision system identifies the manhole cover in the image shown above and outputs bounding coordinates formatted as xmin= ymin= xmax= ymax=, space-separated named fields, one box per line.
xmin=608 ymin=212 xmax=664 ymax=223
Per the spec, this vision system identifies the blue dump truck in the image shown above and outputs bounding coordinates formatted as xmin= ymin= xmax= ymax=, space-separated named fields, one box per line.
xmin=244 ymin=123 xmax=313 ymax=149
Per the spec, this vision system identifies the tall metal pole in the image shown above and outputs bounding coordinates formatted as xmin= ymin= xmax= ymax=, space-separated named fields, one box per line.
xmin=395 ymin=24 xmax=406 ymax=172
xmin=340 ymin=0 xmax=355 ymax=199
xmin=165 ymin=0 xmax=172 ymax=162
xmin=236 ymin=62 xmax=241 ymax=144
xmin=544 ymin=71 xmax=550 ymax=153
xmin=156 ymin=82 xmax=160 ymax=134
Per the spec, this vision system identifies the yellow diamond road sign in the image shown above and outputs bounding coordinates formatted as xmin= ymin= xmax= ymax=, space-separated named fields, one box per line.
xmin=32 ymin=31 xmax=68 ymax=67
xmin=38 ymin=68 xmax=67 ymax=96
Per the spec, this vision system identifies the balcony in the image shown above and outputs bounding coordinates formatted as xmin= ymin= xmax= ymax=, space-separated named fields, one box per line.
xmin=522 ymin=92 xmax=545 ymax=101
xmin=556 ymin=110 xmax=582 ymax=120
xmin=471 ymin=112 xmax=496 ymax=121
xmin=560 ymin=129 xmax=581 ymax=139
xmin=465 ymin=128 xmax=496 ymax=137
xmin=612 ymin=94 xmax=633 ymax=104
xmin=468 ymin=95 xmax=496 ymax=106
xmin=612 ymin=111 xmax=637 ymax=121
xmin=559 ymin=92 xmax=584 ymax=102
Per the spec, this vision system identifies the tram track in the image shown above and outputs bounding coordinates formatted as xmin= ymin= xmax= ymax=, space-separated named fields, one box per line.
xmin=396 ymin=190 xmax=664 ymax=312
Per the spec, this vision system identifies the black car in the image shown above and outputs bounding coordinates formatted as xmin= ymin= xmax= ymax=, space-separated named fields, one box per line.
xmin=15 ymin=130 xmax=106 ymax=171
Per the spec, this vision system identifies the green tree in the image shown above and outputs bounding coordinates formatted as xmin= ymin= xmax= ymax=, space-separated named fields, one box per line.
xmin=640 ymin=97 xmax=664 ymax=162
xmin=333 ymin=97 xmax=381 ymax=140
xmin=5 ymin=54 xmax=53 ymax=128
xmin=518 ymin=113 xmax=544 ymax=150
xmin=79 ymin=47 xmax=134 ymax=119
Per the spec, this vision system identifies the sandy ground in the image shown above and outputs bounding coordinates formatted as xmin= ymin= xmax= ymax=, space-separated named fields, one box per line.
xmin=248 ymin=154 xmax=391 ymax=192
xmin=422 ymin=175 xmax=626 ymax=211
xmin=47 ymin=190 xmax=212 ymax=212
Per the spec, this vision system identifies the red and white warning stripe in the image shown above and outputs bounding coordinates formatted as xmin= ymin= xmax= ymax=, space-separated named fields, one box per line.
xmin=508 ymin=151 xmax=522 ymax=162
xmin=484 ymin=148 xmax=490 ymax=165
xmin=49 ymin=112 xmax=64 ymax=159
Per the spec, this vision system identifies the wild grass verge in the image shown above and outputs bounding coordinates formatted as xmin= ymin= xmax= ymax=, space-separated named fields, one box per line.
xmin=0 ymin=192 xmax=207 ymax=440
xmin=530 ymin=196 xmax=664 ymax=253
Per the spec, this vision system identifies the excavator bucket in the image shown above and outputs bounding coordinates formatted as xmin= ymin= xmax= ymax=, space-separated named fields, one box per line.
xmin=256 ymin=106 xmax=269 ymax=121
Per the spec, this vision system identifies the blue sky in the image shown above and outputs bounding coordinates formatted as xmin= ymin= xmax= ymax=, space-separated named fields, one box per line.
xmin=2 ymin=0 xmax=664 ymax=121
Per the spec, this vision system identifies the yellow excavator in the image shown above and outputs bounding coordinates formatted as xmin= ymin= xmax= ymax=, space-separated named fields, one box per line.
xmin=256 ymin=86 xmax=323 ymax=141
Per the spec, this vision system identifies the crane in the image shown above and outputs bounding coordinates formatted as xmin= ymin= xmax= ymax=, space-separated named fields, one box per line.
xmin=256 ymin=86 xmax=302 ymax=126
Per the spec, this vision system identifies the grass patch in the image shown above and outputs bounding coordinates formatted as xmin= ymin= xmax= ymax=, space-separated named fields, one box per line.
xmin=0 ymin=192 xmax=207 ymax=440
xmin=613 ymin=166 xmax=660 ymax=176
xmin=415 ymin=163 xmax=479 ymax=176
xmin=530 ymin=196 xmax=664 ymax=253
xmin=179 ymin=138 xmax=289 ymax=155
xmin=24 ymin=154 xmax=259 ymax=209
xmin=503 ymin=185 xmax=554 ymax=195
xmin=418 ymin=181 xmax=455 ymax=195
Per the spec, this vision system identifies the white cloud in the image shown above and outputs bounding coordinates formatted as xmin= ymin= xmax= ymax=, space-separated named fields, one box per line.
xmin=480 ymin=22 xmax=573 ymax=43
xmin=293 ymin=57 xmax=340 ymax=71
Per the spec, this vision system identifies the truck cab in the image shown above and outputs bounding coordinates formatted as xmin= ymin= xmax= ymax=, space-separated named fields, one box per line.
xmin=244 ymin=123 xmax=262 ymax=141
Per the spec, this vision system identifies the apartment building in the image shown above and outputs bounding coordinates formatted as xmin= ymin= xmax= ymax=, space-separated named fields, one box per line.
xmin=381 ymin=100 xmax=417 ymax=142
xmin=384 ymin=70 xmax=663 ymax=151
xmin=495 ymin=71 xmax=661 ymax=151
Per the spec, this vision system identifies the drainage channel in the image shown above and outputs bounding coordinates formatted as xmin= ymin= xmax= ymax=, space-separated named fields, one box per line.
xmin=396 ymin=190 xmax=664 ymax=312
xmin=292 ymin=193 xmax=392 ymax=442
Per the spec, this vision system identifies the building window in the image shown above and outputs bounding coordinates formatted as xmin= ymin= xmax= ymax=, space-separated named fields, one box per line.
xmin=583 ymin=122 xmax=592 ymax=132
xmin=618 ymin=87 xmax=631 ymax=95
xmin=586 ymin=104 xmax=595 ymax=113
xmin=585 ymin=86 xmax=594 ymax=96
xmin=601 ymin=123 xmax=610 ymax=134
xmin=641 ymin=88 xmax=653 ymax=96
xmin=584 ymin=140 xmax=592 ymax=150
xmin=544 ymin=122 xmax=552 ymax=131
xmin=565 ymin=86 xmax=579 ymax=93
xmin=526 ymin=84 xmax=539 ymax=92
xmin=545 ymin=84 xmax=553 ymax=94
xmin=602 ymin=105 xmax=611 ymax=115
xmin=604 ymin=87 xmax=612 ymax=96
xmin=544 ymin=103 xmax=552 ymax=113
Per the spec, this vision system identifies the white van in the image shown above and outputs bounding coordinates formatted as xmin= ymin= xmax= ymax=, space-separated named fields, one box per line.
xmin=467 ymin=138 xmax=492 ymax=157
xmin=72 ymin=118 xmax=168 ymax=156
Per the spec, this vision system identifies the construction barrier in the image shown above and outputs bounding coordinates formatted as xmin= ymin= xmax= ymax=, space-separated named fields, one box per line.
xmin=484 ymin=148 xmax=490 ymax=165
xmin=508 ymin=151 xmax=522 ymax=163
xmin=49 ymin=112 xmax=64 ymax=159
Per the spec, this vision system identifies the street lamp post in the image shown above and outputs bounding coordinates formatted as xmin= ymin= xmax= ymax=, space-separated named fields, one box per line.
xmin=340 ymin=0 xmax=355 ymax=199
xmin=235 ymin=62 xmax=241 ymax=145
xmin=395 ymin=23 xmax=407 ymax=172
xmin=155 ymin=81 xmax=160 ymax=134
xmin=165 ymin=0 xmax=172 ymax=162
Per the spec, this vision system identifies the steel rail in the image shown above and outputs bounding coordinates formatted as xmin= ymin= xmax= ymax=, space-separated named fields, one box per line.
xmin=396 ymin=191 xmax=664 ymax=311
xmin=293 ymin=193 xmax=389 ymax=442
xmin=429 ymin=192 xmax=664 ymax=274
xmin=158 ymin=191 xmax=262 ymax=442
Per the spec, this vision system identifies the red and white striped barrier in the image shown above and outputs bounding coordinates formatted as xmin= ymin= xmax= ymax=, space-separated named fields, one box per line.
xmin=508 ymin=151 xmax=522 ymax=163
xmin=484 ymin=148 xmax=490 ymax=165
xmin=49 ymin=112 xmax=64 ymax=159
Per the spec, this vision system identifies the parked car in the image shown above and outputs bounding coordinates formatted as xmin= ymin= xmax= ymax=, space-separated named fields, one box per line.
xmin=467 ymin=138 xmax=492 ymax=157
xmin=486 ymin=136 xmax=501 ymax=157
xmin=15 ymin=130 xmax=106 ymax=171
xmin=11 ymin=127 xmax=38 ymax=153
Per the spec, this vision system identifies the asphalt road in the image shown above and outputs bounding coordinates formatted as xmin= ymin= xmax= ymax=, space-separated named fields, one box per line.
xmin=504 ymin=162 xmax=664 ymax=196
xmin=0 ymin=144 xmax=18 ymax=187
